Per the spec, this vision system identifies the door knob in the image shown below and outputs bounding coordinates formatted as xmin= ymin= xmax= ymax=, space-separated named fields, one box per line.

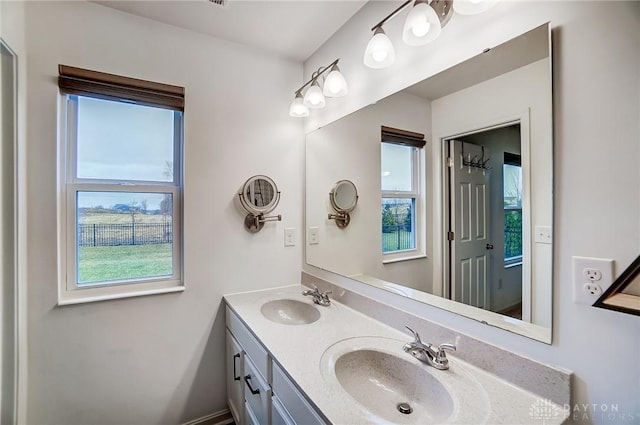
xmin=486 ymin=243 xmax=494 ymax=250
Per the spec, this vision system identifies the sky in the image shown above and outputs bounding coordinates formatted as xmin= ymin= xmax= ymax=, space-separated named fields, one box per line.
xmin=74 ymin=96 xmax=177 ymax=210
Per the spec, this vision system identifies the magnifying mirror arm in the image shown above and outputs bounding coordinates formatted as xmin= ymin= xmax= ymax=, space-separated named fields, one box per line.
xmin=328 ymin=211 xmax=351 ymax=228
xmin=243 ymin=212 xmax=282 ymax=233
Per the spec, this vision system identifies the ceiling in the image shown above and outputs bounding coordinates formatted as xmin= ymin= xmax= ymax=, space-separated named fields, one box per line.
xmin=94 ymin=0 xmax=368 ymax=61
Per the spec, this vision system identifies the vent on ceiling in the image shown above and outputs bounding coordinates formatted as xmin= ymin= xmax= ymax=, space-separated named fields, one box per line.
xmin=207 ymin=0 xmax=228 ymax=7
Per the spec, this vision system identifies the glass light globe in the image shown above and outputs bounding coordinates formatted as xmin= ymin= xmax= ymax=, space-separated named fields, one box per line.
xmin=323 ymin=65 xmax=348 ymax=97
xmin=289 ymin=93 xmax=309 ymax=117
xmin=363 ymin=27 xmax=395 ymax=69
xmin=402 ymin=1 xmax=442 ymax=46
xmin=303 ymin=80 xmax=326 ymax=109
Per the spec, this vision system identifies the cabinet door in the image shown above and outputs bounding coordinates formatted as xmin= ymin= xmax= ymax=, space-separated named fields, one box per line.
xmin=226 ymin=330 xmax=244 ymax=425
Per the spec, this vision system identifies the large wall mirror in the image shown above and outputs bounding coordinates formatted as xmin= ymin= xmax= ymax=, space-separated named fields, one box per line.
xmin=306 ymin=24 xmax=553 ymax=343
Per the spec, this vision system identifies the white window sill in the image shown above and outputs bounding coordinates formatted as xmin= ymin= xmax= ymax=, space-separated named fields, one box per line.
xmin=383 ymin=253 xmax=427 ymax=264
xmin=58 ymin=283 xmax=184 ymax=306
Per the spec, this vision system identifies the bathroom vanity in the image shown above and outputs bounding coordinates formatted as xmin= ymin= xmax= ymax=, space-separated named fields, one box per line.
xmin=224 ymin=283 xmax=571 ymax=425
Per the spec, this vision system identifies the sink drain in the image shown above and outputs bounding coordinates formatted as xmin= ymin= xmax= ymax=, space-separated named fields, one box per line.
xmin=397 ymin=402 xmax=413 ymax=414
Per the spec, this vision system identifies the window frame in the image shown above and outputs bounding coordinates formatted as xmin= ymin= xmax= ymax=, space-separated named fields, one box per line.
xmin=381 ymin=142 xmax=423 ymax=261
xmin=58 ymin=92 xmax=184 ymax=305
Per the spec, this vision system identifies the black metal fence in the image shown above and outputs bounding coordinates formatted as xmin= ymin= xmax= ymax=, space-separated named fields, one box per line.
xmin=78 ymin=223 xmax=173 ymax=247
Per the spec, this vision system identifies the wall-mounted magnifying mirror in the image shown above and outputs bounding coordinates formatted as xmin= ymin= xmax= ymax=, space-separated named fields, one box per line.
xmin=237 ymin=175 xmax=282 ymax=233
xmin=328 ymin=180 xmax=358 ymax=228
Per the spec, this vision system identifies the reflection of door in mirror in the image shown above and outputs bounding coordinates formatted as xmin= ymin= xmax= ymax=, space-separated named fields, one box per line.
xmin=446 ymin=125 xmax=523 ymax=320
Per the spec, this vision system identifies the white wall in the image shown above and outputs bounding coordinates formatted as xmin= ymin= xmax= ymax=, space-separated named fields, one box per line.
xmin=304 ymin=1 xmax=640 ymax=423
xmin=306 ymin=91 xmax=433 ymax=293
xmin=22 ymin=2 xmax=303 ymax=424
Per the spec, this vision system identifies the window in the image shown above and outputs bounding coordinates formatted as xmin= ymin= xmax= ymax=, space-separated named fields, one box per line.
xmin=58 ymin=65 xmax=184 ymax=304
xmin=503 ymin=153 xmax=522 ymax=266
xmin=380 ymin=126 xmax=425 ymax=256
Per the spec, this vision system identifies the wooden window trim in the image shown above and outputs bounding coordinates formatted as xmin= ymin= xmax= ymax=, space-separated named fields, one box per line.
xmin=58 ymin=65 xmax=184 ymax=111
xmin=381 ymin=125 xmax=426 ymax=148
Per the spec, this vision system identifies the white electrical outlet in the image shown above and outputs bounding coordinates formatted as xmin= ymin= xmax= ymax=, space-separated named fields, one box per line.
xmin=573 ymin=256 xmax=614 ymax=305
xmin=284 ymin=228 xmax=295 ymax=247
xmin=308 ymin=227 xmax=319 ymax=245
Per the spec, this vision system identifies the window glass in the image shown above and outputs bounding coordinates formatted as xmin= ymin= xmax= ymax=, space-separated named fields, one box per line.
xmin=76 ymin=191 xmax=173 ymax=285
xmin=76 ymin=96 xmax=175 ymax=182
xmin=381 ymin=143 xmax=413 ymax=192
xmin=503 ymin=163 xmax=523 ymax=261
xmin=503 ymin=163 xmax=522 ymax=208
xmin=381 ymin=198 xmax=416 ymax=253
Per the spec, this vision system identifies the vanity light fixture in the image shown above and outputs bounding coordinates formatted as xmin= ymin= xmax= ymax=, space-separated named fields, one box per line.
xmin=289 ymin=58 xmax=348 ymax=117
xmin=365 ymin=0 xmax=496 ymax=69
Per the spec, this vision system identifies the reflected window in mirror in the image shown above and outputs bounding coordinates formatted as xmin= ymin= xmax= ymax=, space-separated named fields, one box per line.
xmin=381 ymin=142 xmax=420 ymax=255
xmin=503 ymin=153 xmax=522 ymax=267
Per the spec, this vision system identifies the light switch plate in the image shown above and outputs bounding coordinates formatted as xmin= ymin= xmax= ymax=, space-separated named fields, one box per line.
xmin=308 ymin=227 xmax=319 ymax=245
xmin=284 ymin=228 xmax=295 ymax=247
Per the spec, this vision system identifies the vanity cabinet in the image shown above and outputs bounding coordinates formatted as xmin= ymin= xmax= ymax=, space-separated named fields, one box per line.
xmin=226 ymin=307 xmax=326 ymax=425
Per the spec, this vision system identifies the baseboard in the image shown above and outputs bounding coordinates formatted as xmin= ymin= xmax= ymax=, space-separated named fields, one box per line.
xmin=181 ymin=409 xmax=234 ymax=425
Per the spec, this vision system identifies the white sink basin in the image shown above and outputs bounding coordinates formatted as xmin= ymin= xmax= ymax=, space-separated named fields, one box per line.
xmin=320 ymin=337 xmax=490 ymax=424
xmin=260 ymin=299 xmax=320 ymax=325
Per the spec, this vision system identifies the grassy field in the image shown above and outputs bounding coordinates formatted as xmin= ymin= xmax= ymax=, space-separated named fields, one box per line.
xmin=382 ymin=230 xmax=414 ymax=252
xmin=79 ymin=210 xmax=171 ymax=224
xmin=78 ymin=243 xmax=172 ymax=284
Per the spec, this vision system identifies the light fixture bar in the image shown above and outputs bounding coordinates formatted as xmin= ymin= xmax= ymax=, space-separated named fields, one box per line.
xmin=370 ymin=0 xmax=413 ymax=31
xmin=293 ymin=58 xmax=340 ymax=95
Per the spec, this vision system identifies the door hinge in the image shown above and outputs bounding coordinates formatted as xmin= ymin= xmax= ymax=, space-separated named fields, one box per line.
xmin=447 ymin=231 xmax=454 ymax=241
xmin=447 ymin=157 xmax=454 ymax=167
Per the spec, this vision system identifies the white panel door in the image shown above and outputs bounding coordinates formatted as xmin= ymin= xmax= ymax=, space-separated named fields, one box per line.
xmin=450 ymin=140 xmax=491 ymax=308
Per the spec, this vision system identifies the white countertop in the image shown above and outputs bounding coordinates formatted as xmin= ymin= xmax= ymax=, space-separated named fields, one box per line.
xmin=224 ymin=285 xmax=568 ymax=425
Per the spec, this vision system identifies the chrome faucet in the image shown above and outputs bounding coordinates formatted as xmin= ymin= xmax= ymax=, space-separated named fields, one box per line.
xmin=403 ymin=326 xmax=456 ymax=370
xmin=302 ymin=286 xmax=332 ymax=306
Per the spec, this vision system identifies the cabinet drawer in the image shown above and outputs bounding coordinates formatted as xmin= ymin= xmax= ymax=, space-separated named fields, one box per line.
xmin=272 ymin=395 xmax=295 ymax=425
xmin=226 ymin=306 xmax=270 ymax=381
xmin=245 ymin=401 xmax=259 ymax=425
xmin=244 ymin=355 xmax=271 ymax=425
xmin=272 ymin=363 xmax=326 ymax=425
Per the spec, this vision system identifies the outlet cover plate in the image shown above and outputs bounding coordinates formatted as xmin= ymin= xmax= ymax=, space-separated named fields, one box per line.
xmin=573 ymin=256 xmax=614 ymax=305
